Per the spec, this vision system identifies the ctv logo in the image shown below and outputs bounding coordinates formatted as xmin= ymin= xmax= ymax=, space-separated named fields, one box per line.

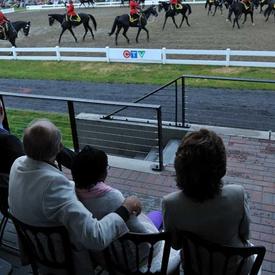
xmin=123 ymin=50 xmax=145 ymax=59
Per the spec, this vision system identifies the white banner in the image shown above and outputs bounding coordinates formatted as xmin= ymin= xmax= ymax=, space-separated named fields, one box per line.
xmin=109 ymin=48 xmax=162 ymax=62
xmin=0 ymin=8 xmax=15 ymax=14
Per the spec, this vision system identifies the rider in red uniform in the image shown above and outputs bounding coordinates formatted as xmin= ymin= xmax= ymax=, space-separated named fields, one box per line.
xmin=170 ymin=0 xmax=181 ymax=10
xmin=129 ymin=0 xmax=141 ymax=24
xmin=241 ymin=0 xmax=251 ymax=9
xmin=66 ymin=0 xmax=80 ymax=22
xmin=0 ymin=11 xmax=9 ymax=39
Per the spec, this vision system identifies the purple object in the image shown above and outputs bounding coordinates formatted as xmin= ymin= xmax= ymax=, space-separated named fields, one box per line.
xmin=147 ymin=210 xmax=163 ymax=231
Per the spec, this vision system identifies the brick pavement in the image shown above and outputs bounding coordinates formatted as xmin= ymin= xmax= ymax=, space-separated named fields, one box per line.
xmin=101 ymin=134 xmax=275 ymax=275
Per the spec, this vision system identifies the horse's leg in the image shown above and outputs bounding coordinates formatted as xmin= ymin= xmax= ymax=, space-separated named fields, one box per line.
xmin=162 ymin=16 xmax=168 ymax=30
xmin=122 ymin=26 xmax=130 ymax=44
xmin=87 ymin=24 xmax=95 ymax=39
xmin=250 ymin=12 xmax=254 ymax=25
xmin=208 ymin=4 xmax=211 ymax=15
xmin=242 ymin=13 xmax=247 ymax=24
xmin=185 ymin=15 xmax=191 ymax=26
xmin=114 ymin=25 xmax=123 ymax=45
xmin=68 ymin=27 xmax=78 ymax=43
xmin=171 ymin=15 xmax=179 ymax=28
xmin=179 ymin=14 xmax=185 ymax=27
xmin=136 ymin=27 xmax=142 ymax=43
xmin=82 ymin=25 xmax=89 ymax=41
xmin=213 ymin=5 xmax=217 ymax=15
xmin=58 ymin=28 xmax=67 ymax=44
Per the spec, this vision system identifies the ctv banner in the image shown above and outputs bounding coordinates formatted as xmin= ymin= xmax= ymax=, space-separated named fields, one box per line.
xmin=108 ymin=48 xmax=162 ymax=63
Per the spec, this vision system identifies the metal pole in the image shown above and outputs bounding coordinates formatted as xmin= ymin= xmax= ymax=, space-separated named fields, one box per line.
xmin=156 ymin=107 xmax=163 ymax=171
xmin=67 ymin=101 xmax=80 ymax=153
xmin=175 ymin=80 xmax=178 ymax=126
xmin=182 ymin=76 xmax=186 ymax=128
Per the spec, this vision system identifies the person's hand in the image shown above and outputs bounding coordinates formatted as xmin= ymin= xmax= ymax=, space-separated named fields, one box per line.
xmin=123 ymin=196 xmax=142 ymax=216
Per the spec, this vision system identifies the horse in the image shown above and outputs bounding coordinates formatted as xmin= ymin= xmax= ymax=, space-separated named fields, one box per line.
xmin=263 ymin=0 xmax=275 ymax=21
xmin=79 ymin=0 xmax=95 ymax=8
xmin=158 ymin=1 xmax=192 ymax=30
xmin=205 ymin=0 xmax=224 ymax=16
xmin=259 ymin=0 xmax=270 ymax=12
xmin=48 ymin=13 xmax=97 ymax=44
xmin=0 ymin=21 xmax=31 ymax=47
xmin=227 ymin=0 xmax=257 ymax=28
xmin=108 ymin=5 xmax=158 ymax=45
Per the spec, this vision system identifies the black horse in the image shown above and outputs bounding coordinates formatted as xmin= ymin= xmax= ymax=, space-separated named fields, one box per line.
xmin=108 ymin=5 xmax=158 ymax=45
xmin=259 ymin=0 xmax=270 ymax=12
xmin=158 ymin=1 xmax=192 ymax=30
xmin=264 ymin=0 xmax=275 ymax=21
xmin=205 ymin=0 xmax=224 ymax=15
xmin=227 ymin=0 xmax=257 ymax=28
xmin=0 ymin=21 xmax=31 ymax=47
xmin=48 ymin=13 xmax=97 ymax=44
xmin=79 ymin=0 xmax=95 ymax=8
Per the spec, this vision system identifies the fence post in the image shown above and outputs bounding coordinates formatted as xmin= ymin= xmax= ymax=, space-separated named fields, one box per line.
xmin=67 ymin=101 xmax=80 ymax=153
xmin=162 ymin=47 xmax=166 ymax=64
xmin=106 ymin=46 xmax=110 ymax=63
xmin=175 ymin=80 xmax=178 ymax=126
xmin=182 ymin=76 xmax=187 ymax=128
xmin=11 ymin=47 xmax=17 ymax=60
xmin=226 ymin=48 xmax=231 ymax=67
xmin=55 ymin=46 xmax=61 ymax=62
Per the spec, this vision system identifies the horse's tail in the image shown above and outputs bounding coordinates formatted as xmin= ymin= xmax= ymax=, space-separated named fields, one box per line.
xmin=187 ymin=4 xmax=192 ymax=14
xmin=88 ymin=14 xmax=97 ymax=31
xmin=109 ymin=16 xmax=119 ymax=36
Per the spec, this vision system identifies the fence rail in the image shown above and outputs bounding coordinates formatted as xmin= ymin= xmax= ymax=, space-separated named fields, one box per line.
xmin=1 ymin=47 xmax=275 ymax=67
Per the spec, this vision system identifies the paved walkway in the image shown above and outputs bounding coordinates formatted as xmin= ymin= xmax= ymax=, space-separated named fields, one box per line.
xmin=0 ymin=133 xmax=274 ymax=274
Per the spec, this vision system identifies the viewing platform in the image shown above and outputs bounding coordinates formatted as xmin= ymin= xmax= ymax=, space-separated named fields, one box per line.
xmin=0 ymin=128 xmax=274 ymax=274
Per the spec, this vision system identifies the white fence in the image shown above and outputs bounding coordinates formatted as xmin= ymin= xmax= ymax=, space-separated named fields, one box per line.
xmin=1 ymin=47 xmax=275 ymax=67
xmin=0 ymin=8 xmax=15 ymax=14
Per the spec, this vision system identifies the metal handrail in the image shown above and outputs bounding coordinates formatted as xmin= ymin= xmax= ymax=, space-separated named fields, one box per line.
xmin=0 ymin=92 xmax=164 ymax=171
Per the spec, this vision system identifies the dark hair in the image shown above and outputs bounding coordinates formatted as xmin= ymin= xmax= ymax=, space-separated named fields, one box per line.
xmin=71 ymin=145 xmax=108 ymax=189
xmin=174 ymin=129 xmax=226 ymax=202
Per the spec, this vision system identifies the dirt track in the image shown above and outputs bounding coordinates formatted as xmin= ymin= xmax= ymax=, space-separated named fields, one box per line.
xmin=1 ymin=4 xmax=275 ymax=50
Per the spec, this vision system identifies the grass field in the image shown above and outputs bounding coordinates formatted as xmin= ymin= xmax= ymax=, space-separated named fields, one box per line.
xmin=1 ymin=61 xmax=275 ymax=90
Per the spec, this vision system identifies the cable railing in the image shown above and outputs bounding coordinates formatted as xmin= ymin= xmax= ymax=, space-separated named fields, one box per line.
xmin=0 ymin=92 xmax=164 ymax=171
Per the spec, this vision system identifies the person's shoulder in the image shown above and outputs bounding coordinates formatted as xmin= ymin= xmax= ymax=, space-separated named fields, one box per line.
xmin=222 ymin=184 xmax=245 ymax=197
xmin=163 ymin=190 xmax=182 ymax=202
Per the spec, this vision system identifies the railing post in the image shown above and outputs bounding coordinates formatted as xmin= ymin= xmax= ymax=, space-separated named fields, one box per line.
xmin=226 ymin=48 xmax=231 ymax=67
xmin=106 ymin=46 xmax=110 ymax=63
xmin=11 ymin=46 xmax=17 ymax=60
xmin=175 ymin=80 xmax=178 ymax=126
xmin=182 ymin=76 xmax=186 ymax=128
xmin=162 ymin=47 xmax=166 ymax=64
xmin=155 ymin=107 xmax=163 ymax=171
xmin=56 ymin=46 xmax=61 ymax=62
xmin=67 ymin=101 xmax=80 ymax=153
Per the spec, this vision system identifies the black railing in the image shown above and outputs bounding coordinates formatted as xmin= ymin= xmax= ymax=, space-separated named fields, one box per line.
xmin=0 ymin=92 xmax=164 ymax=171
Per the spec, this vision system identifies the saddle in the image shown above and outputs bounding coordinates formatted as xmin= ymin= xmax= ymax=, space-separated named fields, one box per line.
xmin=129 ymin=14 xmax=142 ymax=25
xmin=66 ymin=14 xmax=81 ymax=23
xmin=241 ymin=1 xmax=251 ymax=9
xmin=175 ymin=3 xmax=182 ymax=9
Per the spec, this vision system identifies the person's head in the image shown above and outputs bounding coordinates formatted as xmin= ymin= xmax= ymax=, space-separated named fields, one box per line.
xmin=69 ymin=0 xmax=73 ymax=4
xmin=23 ymin=119 xmax=62 ymax=162
xmin=174 ymin=128 xmax=226 ymax=202
xmin=71 ymin=145 xmax=108 ymax=189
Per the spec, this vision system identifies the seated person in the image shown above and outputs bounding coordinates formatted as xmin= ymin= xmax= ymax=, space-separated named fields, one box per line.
xmin=71 ymin=145 xmax=180 ymax=273
xmin=162 ymin=128 xmax=252 ymax=274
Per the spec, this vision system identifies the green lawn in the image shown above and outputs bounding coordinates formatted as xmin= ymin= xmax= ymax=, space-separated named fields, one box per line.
xmin=1 ymin=61 xmax=275 ymax=90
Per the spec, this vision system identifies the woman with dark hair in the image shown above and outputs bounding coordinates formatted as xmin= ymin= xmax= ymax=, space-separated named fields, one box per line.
xmin=162 ymin=129 xmax=251 ymax=273
xmin=71 ymin=145 xmax=180 ymax=273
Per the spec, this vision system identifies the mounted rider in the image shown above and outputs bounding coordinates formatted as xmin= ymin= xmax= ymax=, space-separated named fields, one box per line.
xmin=170 ymin=0 xmax=182 ymax=10
xmin=129 ymin=0 xmax=141 ymax=26
xmin=241 ymin=0 xmax=252 ymax=9
xmin=66 ymin=0 xmax=81 ymax=22
xmin=0 ymin=10 xmax=9 ymax=40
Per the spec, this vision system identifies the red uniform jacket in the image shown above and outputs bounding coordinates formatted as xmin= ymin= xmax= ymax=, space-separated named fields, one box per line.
xmin=170 ymin=0 xmax=178 ymax=4
xmin=0 ymin=12 xmax=8 ymax=25
xmin=130 ymin=0 xmax=140 ymax=15
xmin=67 ymin=3 xmax=77 ymax=16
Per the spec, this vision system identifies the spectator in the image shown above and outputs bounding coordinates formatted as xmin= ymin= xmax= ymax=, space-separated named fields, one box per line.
xmin=71 ymin=145 xmax=180 ymax=273
xmin=9 ymin=118 xmax=142 ymax=275
xmin=0 ymin=100 xmax=24 ymax=174
xmin=162 ymin=128 xmax=251 ymax=274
